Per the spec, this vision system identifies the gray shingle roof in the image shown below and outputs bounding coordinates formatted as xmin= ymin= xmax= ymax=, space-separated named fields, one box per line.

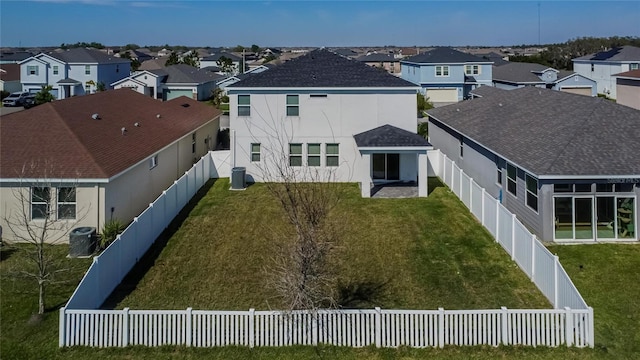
xmin=160 ymin=64 xmax=225 ymax=84
xmin=469 ymin=85 xmax=506 ymax=98
xmin=354 ymin=124 xmax=431 ymax=147
xmin=48 ymin=48 xmax=130 ymax=64
xmin=228 ymin=49 xmax=416 ymax=88
xmin=492 ymin=62 xmax=549 ymax=83
xmin=427 ymin=87 xmax=640 ymax=176
xmin=201 ymin=52 xmax=242 ymax=62
xmin=402 ymin=47 xmax=488 ymax=64
xmin=356 ymin=53 xmax=398 ymax=62
xmin=573 ymin=45 xmax=640 ymax=62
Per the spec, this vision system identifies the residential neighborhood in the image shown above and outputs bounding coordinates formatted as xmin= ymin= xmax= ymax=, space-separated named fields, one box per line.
xmin=1 ymin=0 xmax=640 ymax=358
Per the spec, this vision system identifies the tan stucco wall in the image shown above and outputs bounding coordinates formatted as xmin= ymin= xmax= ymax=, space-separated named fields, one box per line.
xmin=616 ymin=84 xmax=640 ymax=110
xmin=0 ymin=184 xmax=103 ymax=244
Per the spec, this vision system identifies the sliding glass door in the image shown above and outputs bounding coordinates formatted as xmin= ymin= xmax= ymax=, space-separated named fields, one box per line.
xmin=554 ymin=195 xmax=636 ymax=241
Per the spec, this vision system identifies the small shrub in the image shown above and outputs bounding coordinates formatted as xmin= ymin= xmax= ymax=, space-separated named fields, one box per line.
xmin=99 ymin=218 xmax=125 ymax=249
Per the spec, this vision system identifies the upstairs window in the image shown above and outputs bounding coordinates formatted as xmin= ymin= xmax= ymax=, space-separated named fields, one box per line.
xmin=435 ymin=65 xmax=449 ymax=77
xmin=238 ymin=95 xmax=250 ymax=116
xmin=85 ymin=65 xmax=91 ymax=75
xmin=525 ymin=174 xmax=538 ymax=212
xmin=464 ymin=65 xmax=480 ymax=75
xmin=286 ymin=95 xmax=299 ymax=116
xmin=307 ymin=143 xmax=320 ymax=166
xmin=631 ymin=63 xmax=639 ymax=70
xmin=27 ymin=65 xmax=38 ymax=76
xmin=57 ymin=187 xmax=76 ymax=220
xmin=31 ymin=187 xmax=50 ymax=220
xmin=507 ymin=163 xmax=517 ymax=196
xmin=289 ymin=143 xmax=302 ymax=167
xmin=191 ymin=133 xmax=196 ymax=154
xmin=53 ymin=65 xmax=59 ymax=75
xmin=459 ymin=136 xmax=464 ymax=158
xmin=326 ymin=143 xmax=339 ymax=167
xmin=150 ymin=155 xmax=158 ymax=169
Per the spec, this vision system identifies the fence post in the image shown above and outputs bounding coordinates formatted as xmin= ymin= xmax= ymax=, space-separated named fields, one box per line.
xmin=588 ymin=307 xmax=595 ymax=348
xmin=375 ymin=307 xmax=382 ymax=348
xmin=438 ymin=307 xmax=445 ymax=348
xmin=148 ymin=203 xmax=154 ymax=241
xmin=59 ymin=307 xmax=65 ymax=347
xmin=501 ymin=307 xmax=509 ymax=345
xmin=249 ymin=308 xmax=255 ymax=348
xmin=459 ymin=167 xmax=463 ymax=196
xmin=451 ymin=161 xmax=455 ymax=189
xmin=93 ymin=256 xmax=100 ymax=308
xmin=186 ymin=307 xmax=192 ymax=347
xmin=511 ymin=214 xmax=516 ymax=260
xmin=162 ymin=190 xmax=168 ymax=231
xmin=469 ymin=177 xmax=473 ymax=210
xmin=564 ymin=307 xmax=574 ymax=347
xmin=481 ymin=188 xmax=486 ymax=226
xmin=554 ymin=256 xmax=559 ymax=308
xmin=531 ymin=234 xmax=536 ymax=282
xmin=495 ymin=202 xmax=500 ymax=243
xmin=122 ymin=308 xmax=129 ymax=347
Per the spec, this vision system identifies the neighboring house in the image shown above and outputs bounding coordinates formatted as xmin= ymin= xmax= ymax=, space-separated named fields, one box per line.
xmin=332 ymin=48 xmax=359 ymax=58
xmin=613 ymin=69 xmax=640 ymax=110
xmin=216 ymin=64 xmax=275 ymax=91
xmin=121 ymin=49 xmax=152 ymax=63
xmin=19 ymin=48 xmax=131 ymax=99
xmin=401 ymin=47 xmax=493 ymax=106
xmin=226 ymin=49 xmax=432 ymax=198
xmin=476 ymin=52 xmax=509 ymax=66
xmin=427 ymin=87 xmax=640 ymax=242
xmin=200 ymin=52 xmax=243 ymax=74
xmin=112 ymin=64 xmax=225 ymax=101
xmin=572 ymin=45 xmax=640 ymax=99
xmin=0 ymin=89 xmax=221 ymax=244
xmin=0 ymin=51 xmax=33 ymax=64
xmin=0 ymin=63 xmax=22 ymax=93
xmin=139 ymin=58 xmax=167 ymax=71
xmin=356 ymin=53 xmax=401 ymax=74
xmin=492 ymin=62 xmax=596 ymax=96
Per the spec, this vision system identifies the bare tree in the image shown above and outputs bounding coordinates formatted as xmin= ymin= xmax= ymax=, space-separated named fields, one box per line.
xmin=2 ymin=161 xmax=88 ymax=315
xmin=245 ymin=99 xmax=349 ymax=311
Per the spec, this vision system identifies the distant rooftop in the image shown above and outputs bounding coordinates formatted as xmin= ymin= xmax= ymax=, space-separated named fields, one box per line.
xmin=573 ymin=45 xmax=640 ymax=62
xmin=402 ymin=47 xmax=489 ymax=64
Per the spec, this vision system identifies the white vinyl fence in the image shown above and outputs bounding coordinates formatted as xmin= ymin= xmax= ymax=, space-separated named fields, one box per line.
xmin=65 ymin=154 xmax=214 ymax=309
xmin=429 ymin=150 xmax=589 ymax=311
xmin=59 ymin=307 xmax=593 ymax=348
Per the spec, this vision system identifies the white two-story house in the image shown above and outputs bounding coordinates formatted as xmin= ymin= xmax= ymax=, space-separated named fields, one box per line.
xmin=226 ymin=49 xmax=432 ymax=197
xmin=19 ymin=48 xmax=130 ymax=99
xmin=401 ymin=47 xmax=493 ymax=106
xmin=572 ymin=45 xmax=640 ymax=99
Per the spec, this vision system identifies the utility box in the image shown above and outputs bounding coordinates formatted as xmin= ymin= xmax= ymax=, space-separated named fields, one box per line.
xmin=231 ymin=167 xmax=247 ymax=190
xmin=69 ymin=227 xmax=97 ymax=257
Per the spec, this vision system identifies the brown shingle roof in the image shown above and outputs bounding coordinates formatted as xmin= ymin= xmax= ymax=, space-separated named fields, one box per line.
xmin=1 ymin=89 xmax=221 ymax=179
xmin=613 ymin=69 xmax=640 ymax=79
xmin=0 ymin=63 xmax=20 ymax=81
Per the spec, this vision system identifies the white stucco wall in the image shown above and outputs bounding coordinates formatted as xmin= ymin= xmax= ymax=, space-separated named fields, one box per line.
xmin=229 ymin=91 xmax=417 ymax=183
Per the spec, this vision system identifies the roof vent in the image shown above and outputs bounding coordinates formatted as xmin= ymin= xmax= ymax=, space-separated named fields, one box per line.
xmin=121 ymin=127 xmax=126 ymax=135
xmin=181 ymin=103 xmax=190 ymax=108
xmin=134 ymin=122 xmax=140 ymax=127
xmin=156 ymin=114 xmax=161 ymax=118
xmin=91 ymin=113 xmax=100 ymax=120
xmin=498 ymin=103 xmax=503 ymax=107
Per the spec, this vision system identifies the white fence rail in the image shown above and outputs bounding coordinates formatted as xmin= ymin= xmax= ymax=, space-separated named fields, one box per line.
xmin=59 ymin=307 xmax=593 ymax=348
xmin=65 ymin=155 xmax=213 ymax=309
xmin=429 ymin=150 xmax=589 ymax=311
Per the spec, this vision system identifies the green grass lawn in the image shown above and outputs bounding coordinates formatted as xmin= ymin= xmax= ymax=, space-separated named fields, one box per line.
xmin=116 ymin=179 xmax=548 ymax=310
xmin=2 ymin=179 xmax=638 ymax=359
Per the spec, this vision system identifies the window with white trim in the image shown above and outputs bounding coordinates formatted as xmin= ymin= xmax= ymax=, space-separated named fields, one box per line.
xmin=150 ymin=155 xmax=158 ymax=169
xmin=286 ymin=95 xmax=299 ymax=116
xmin=31 ymin=187 xmax=50 ymax=220
xmin=459 ymin=136 xmax=464 ymax=158
xmin=53 ymin=65 xmax=59 ymax=75
xmin=238 ymin=95 xmax=250 ymax=116
xmin=435 ymin=65 xmax=449 ymax=77
xmin=525 ymin=174 xmax=538 ymax=212
xmin=289 ymin=143 xmax=302 ymax=166
xmin=507 ymin=163 xmax=517 ymax=196
xmin=464 ymin=65 xmax=480 ymax=75
xmin=85 ymin=65 xmax=91 ymax=75
xmin=57 ymin=187 xmax=76 ymax=220
xmin=326 ymin=143 xmax=339 ymax=167
xmin=191 ymin=133 xmax=196 ymax=154
xmin=631 ymin=63 xmax=639 ymax=70
xmin=251 ymin=143 xmax=261 ymax=162
xmin=307 ymin=143 xmax=320 ymax=166
xmin=27 ymin=65 xmax=38 ymax=75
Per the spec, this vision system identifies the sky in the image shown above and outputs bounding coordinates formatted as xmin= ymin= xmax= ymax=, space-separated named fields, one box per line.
xmin=1 ymin=0 xmax=639 ymax=48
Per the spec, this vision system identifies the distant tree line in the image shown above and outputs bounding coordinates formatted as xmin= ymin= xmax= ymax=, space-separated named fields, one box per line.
xmin=509 ymin=36 xmax=640 ymax=70
xmin=60 ymin=42 xmax=105 ymax=49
